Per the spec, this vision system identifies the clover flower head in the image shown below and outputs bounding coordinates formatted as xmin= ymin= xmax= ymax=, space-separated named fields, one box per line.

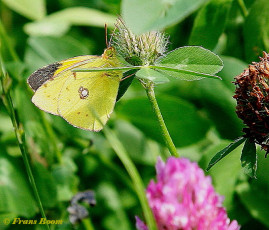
xmin=136 ymin=157 xmax=240 ymax=230
xmin=234 ymin=52 xmax=269 ymax=154
xmin=111 ymin=18 xmax=169 ymax=66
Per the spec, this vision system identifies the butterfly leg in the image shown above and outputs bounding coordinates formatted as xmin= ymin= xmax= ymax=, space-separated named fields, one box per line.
xmin=120 ymin=73 xmax=135 ymax=82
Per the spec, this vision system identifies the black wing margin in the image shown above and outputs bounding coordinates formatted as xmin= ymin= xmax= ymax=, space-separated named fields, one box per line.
xmin=27 ymin=62 xmax=62 ymax=91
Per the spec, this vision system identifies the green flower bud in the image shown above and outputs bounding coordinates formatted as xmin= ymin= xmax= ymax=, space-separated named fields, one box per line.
xmin=111 ymin=18 xmax=169 ymax=66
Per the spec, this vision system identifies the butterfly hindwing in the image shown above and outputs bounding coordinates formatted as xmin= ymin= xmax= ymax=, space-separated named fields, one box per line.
xmin=58 ymin=69 xmax=122 ymax=131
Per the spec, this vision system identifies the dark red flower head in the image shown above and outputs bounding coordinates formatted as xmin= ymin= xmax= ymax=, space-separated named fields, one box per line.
xmin=234 ymin=52 xmax=269 ymax=154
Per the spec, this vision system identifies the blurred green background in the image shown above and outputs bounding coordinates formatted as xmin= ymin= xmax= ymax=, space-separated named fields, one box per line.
xmin=1 ymin=0 xmax=269 ymax=229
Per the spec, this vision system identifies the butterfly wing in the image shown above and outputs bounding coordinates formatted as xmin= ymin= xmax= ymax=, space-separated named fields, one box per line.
xmin=28 ymin=55 xmax=99 ymax=115
xmin=57 ymin=67 xmax=122 ymax=131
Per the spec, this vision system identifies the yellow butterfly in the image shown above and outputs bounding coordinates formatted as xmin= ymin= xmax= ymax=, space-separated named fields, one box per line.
xmin=27 ymin=47 xmax=123 ymax=131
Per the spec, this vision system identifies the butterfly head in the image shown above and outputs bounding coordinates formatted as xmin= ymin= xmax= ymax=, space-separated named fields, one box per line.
xmin=102 ymin=47 xmax=117 ymax=60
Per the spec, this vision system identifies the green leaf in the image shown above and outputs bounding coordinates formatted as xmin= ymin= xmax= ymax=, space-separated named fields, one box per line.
xmin=156 ymin=46 xmax=223 ymax=80
xmin=2 ymin=0 xmax=46 ymax=20
xmin=207 ymin=136 xmax=246 ymax=170
xmin=236 ymin=182 xmax=269 ymax=227
xmin=157 ymin=46 xmax=223 ymax=74
xmin=189 ymin=0 xmax=233 ymax=50
xmin=153 ymin=66 xmax=221 ymax=80
xmin=243 ymin=0 xmax=269 ymax=62
xmin=136 ymin=68 xmax=169 ymax=84
xmin=24 ymin=7 xmax=117 ymax=36
xmin=241 ymin=139 xmax=257 ymax=178
xmin=117 ymin=70 xmax=137 ymax=101
xmin=254 ymin=148 xmax=269 ymax=189
xmin=117 ymin=95 xmax=211 ymax=147
xmin=122 ymin=0 xmax=207 ymax=34
xmin=25 ymin=36 xmax=90 ymax=73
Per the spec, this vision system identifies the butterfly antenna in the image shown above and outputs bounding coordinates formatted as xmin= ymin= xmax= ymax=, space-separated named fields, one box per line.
xmin=105 ymin=24 xmax=109 ymax=48
xmin=109 ymin=18 xmax=118 ymax=47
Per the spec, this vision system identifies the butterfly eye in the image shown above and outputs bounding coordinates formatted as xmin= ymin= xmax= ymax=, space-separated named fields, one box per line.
xmin=103 ymin=47 xmax=116 ymax=59
xmin=107 ymin=50 xmax=114 ymax=57
xmin=78 ymin=86 xmax=89 ymax=99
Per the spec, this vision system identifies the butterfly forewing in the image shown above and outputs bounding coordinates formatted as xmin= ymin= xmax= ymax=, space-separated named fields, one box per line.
xmin=29 ymin=55 xmax=100 ymax=115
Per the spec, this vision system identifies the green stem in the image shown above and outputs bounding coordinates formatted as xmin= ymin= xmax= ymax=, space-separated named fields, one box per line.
xmin=103 ymin=127 xmax=158 ymax=230
xmin=0 ymin=65 xmax=50 ymax=230
xmin=144 ymin=81 xmax=179 ymax=158
xmin=237 ymin=0 xmax=248 ymax=18
xmin=20 ymin=136 xmax=50 ymax=230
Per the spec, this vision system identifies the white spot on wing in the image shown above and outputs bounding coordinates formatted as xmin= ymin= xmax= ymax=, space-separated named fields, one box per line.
xmin=78 ymin=86 xmax=89 ymax=99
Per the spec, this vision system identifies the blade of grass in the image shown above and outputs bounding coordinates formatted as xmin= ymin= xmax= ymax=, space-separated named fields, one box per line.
xmin=237 ymin=0 xmax=248 ymax=18
xmin=73 ymin=65 xmax=220 ymax=80
xmin=103 ymin=126 xmax=158 ymax=230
